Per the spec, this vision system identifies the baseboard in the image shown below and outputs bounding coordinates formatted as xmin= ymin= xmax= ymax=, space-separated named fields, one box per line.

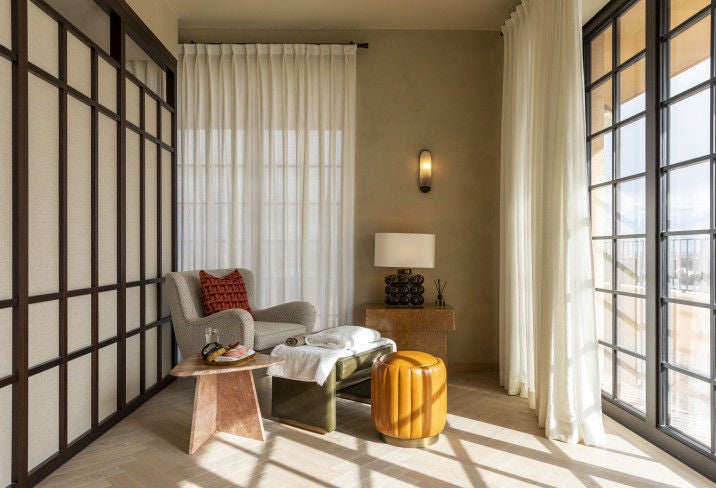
xmin=448 ymin=362 xmax=498 ymax=373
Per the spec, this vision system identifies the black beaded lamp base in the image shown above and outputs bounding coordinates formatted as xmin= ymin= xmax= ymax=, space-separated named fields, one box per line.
xmin=384 ymin=269 xmax=425 ymax=308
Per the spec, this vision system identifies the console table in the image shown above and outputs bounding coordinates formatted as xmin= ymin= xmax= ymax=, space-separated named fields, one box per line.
xmin=363 ymin=304 xmax=456 ymax=364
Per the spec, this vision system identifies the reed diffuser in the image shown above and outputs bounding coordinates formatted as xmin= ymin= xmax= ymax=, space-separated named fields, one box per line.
xmin=434 ymin=279 xmax=447 ymax=307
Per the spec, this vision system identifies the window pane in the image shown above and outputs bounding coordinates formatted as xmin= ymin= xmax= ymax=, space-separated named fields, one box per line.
xmin=596 ymin=292 xmax=613 ymax=343
xmin=670 ymin=0 xmax=710 ymax=29
xmin=590 ymin=80 xmax=613 ymax=135
xmin=593 ymin=239 xmax=613 ymax=289
xmin=667 ymin=162 xmax=710 ymax=231
xmin=617 ymin=178 xmax=645 ymax=234
xmin=619 ymin=58 xmax=645 ymax=120
xmin=617 ymin=238 xmax=646 ymax=293
xmin=667 ymin=235 xmax=710 ymax=303
xmin=591 ymin=25 xmax=613 ymax=82
xmin=591 ymin=186 xmax=613 ymax=236
xmin=617 ymin=295 xmax=646 ymax=354
xmin=617 ymin=353 xmax=646 ymax=412
xmin=669 ymin=16 xmax=711 ymax=97
xmin=668 ymin=303 xmax=711 ymax=376
xmin=618 ymin=0 xmax=645 ymax=63
xmin=590 ymin=133 xmax=613 ymax=185
xmin=617 ymin=118 xmax=645 ymax=178
xmin=599 ymin=345 xmax=614 ymax=394
xmin=668 ymin=89 xmax=710 ymax=164
xmin=667 ymin=371 xmax=711 ymax=446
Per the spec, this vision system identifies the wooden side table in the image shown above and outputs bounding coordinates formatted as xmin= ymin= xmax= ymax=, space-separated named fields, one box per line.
xmin=170 ymin=353 xmax=284 ymax=454
xmin=364 ymin=304 xmax=456 ymax=364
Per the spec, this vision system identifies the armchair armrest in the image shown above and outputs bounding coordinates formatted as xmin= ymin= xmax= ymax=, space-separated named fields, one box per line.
xmin=253 ymin=301 xmax=317 ymax=331
xmin=175 ymin=308 xmax=255 ymax=358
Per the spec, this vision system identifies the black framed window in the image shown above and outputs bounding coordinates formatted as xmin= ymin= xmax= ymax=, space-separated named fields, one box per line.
xmin=585 ymin=0 xmax=716 ymax=480
xmin=659 ymin=0 xmax=715 ymax=456
xmin=587 ymin=0 xmax=648 ymax=416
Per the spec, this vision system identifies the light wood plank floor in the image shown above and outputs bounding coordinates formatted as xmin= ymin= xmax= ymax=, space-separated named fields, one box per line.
xmin=39 ymin=372 xmax=715 ymax=487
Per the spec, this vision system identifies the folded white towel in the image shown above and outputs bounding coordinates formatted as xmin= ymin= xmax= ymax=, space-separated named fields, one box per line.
xmin=304 ymin=325 xmax=381 ymax=350
xmin=267 ymin=338 xmax=396 ymax=385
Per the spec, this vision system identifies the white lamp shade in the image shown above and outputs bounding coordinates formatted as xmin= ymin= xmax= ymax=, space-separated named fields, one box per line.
xmin=374 ymin=233 xmax=435 ymax=268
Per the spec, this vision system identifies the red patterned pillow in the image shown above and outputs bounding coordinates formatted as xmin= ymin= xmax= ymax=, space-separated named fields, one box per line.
xmin=199 ymin=269 xmax=254 ymax=317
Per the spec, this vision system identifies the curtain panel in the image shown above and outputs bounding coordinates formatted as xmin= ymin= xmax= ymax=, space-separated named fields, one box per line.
xmin=177 ymin=43 xmax=356 ymax=329
xmin=499 ymin=0 xmax=606 ymax=445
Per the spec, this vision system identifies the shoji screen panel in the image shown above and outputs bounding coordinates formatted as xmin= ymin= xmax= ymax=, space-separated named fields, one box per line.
xmin=67 ymin=33 xmax=91 ymax=97
xmin=125 ymin=334 xmax=140 ymax=402
xmin=67 ymin=97 xmax=92 ymax=290
xmin=67 ymin=355 xmax=92 ymax=443
xmin=0 ymin=0 xmax=10 ymax=48
xmin=161 ymin=149 xmax=172 ymax=322
xmin=126 ymin=129 xmax=141 ymax=282
xmin=4 ymin=0 xmax=177 ymax=485
xmin=124 ymin=29 xmax=175 ymax=404
xmin=27 ymin=1 xmax=57 ymax=76
xmin=0 ymin=386 xmax=11 ymax=487
xmin=98 ymin=113 xmax=118 ymax=286
xmin=97 ymin=57 xmax=116 ymax=112
xmin=27 ymin=369 xmax=59 ymax=470
xmin=97 ymin=343 xmax=117 ymax=422
xmin=27 ymin=73 xmax=59 ymax=295
xmin=68 ymin=295 xmax=92 ymax=353
xmin=0 ymin=51 xmax=11 ymax=304
xmin=0 ymin=2 xmax=12 ymax=485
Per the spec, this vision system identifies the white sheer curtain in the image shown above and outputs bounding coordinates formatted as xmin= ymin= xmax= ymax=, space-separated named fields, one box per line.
xmin=177 ymin=43 xmax=356 ymax=329
xmin=499 ymin=0 xmax=606 ymax=445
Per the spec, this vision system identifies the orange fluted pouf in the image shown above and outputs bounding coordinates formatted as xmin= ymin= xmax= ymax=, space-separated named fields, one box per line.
xmin=371 ymin=350 xmax=447 ymax=447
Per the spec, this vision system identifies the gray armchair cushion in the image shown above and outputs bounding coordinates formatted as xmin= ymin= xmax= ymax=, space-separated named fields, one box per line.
xmin=254 ymin=301 xmax=317 ymax=330
xmin=165 ymin=268 xmax=316 ymax=358
xmin=254 ymin=322 xmax=307 ymax=351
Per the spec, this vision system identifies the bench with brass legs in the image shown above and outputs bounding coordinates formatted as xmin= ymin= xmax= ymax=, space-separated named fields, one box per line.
xmin=271 ymin=344 xmax=394 ymax=433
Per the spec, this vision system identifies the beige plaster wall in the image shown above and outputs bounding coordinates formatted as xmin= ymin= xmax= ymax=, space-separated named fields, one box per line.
xmin=126 ymin=0 xmax=179 ymax=56
xmin=180 ymin=28 xmax=503 ymax=369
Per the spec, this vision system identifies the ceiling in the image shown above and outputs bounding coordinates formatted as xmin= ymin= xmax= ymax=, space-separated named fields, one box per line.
xmin=168 ymin=0 xmax=611 ymax=32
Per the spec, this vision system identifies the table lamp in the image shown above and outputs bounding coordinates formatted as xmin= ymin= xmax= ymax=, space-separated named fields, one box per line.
xmin=374 ymin=233 xmax=435 ymax=307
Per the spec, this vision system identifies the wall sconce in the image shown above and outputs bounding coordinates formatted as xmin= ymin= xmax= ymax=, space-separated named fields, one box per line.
xmin=419 ymin=149 xmax=432 ymax=193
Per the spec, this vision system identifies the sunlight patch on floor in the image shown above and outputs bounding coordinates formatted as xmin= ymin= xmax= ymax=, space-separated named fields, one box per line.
xmin=36 ymin=373 xmax=714 ymax=488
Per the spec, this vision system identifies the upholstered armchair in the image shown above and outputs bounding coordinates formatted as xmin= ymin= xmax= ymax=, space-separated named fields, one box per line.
xmin=165 ymin=268 xmax=316 ymax=358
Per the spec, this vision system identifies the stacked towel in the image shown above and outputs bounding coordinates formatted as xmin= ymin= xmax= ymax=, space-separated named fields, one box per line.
xmin=267 ymin=338 xmax=396 ymax=385
xmin=304 ymin=325 xmax=381 ymax=350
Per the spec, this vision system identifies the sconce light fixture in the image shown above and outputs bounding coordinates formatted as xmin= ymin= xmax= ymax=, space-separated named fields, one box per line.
xmin=419 ymin=149 xmax=432 ymax=193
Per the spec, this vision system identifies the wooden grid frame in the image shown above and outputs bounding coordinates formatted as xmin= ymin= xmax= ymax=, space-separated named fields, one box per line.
xmin=0 ymin=0 xmax=177 ymax=485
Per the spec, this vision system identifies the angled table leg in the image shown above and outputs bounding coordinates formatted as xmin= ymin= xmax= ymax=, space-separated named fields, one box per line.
xmin=216 ymin=370 xmax=264 ymax=441
xmin=187 ymin=370 xmax=265 ymax=454
xmin=172 ymin=353 xmax=282 ymax=454
xmin=189 ymin=375 xmax=218 ymax=454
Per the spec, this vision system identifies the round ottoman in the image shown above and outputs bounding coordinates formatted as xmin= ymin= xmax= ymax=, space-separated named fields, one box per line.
xmin=371 ymin=350 xmax=447 ymax=447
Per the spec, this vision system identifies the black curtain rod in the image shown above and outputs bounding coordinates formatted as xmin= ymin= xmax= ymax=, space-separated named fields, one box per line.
xmin=187 ymin=40 xmax=369 ymax=48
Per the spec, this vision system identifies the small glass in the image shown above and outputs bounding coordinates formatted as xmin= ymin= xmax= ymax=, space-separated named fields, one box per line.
xmin=205 ymin=327 xmax=219 ymax=344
